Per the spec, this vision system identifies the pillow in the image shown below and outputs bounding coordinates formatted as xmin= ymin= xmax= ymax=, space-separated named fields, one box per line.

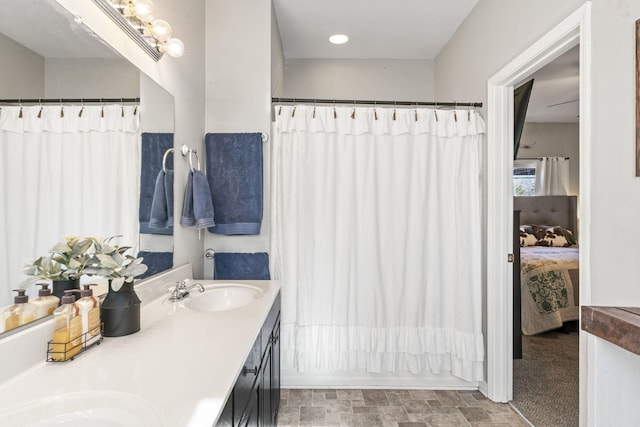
xmin=519 ymin=230 xmax=538 ymax=247
xmin=519 ymin=224 xmax=577 ymax=247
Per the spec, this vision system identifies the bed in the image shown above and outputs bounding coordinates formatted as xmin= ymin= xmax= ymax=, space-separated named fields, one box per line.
xmin=513 ymin=195 xmax=579 ymax=357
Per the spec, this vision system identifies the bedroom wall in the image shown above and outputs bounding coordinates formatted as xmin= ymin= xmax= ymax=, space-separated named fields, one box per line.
xmin=0 ymin=32 xmax=44 ymax=98
xmin=518 ymin=122 xmax=580 ymax=196
xmin=282 ymin=58 xmax=434 ymax=100
xmin=436 ymin=0 xmax=640 ymax=424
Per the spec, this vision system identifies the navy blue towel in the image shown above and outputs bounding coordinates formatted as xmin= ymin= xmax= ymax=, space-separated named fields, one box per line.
xmin=148 ymin=170 xmax=174 ymax=229
xmin=180 ymin=170 xmax=216 ymax=229
xmin=205 ymin=133 xmax=263 ymax=235
xmin=214 ymin=252 xmax=270 ymax=280
xmin=140 ymin=133 xmax=173 ymax=235
xmin=137 ymin=251 xmax=173 ymax=279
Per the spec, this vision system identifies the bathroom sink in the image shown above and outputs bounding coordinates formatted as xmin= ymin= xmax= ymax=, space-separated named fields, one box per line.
xmin=183 ymin=283 xmax=264 ymax=312
xmin=0 ymin=391 xmax=162 ymax=426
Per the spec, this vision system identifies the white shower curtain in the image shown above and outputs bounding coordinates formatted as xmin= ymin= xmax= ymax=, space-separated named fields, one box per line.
xmin=271 ymin=105 xmax=485 ymax=382
xmin=0 ymin=104 xmax=140 ymax=306
xmin=535 ymin=156 xmax=570 ymax=195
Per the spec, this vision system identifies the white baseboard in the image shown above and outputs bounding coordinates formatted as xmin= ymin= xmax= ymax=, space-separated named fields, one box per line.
xmin=282 ymin=369 xmax=479 ymax=390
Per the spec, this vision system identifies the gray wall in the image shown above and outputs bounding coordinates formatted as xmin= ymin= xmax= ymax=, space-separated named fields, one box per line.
xmin=139 ymin=73 xmax=175 ymax=254
xmin=204 ymin=0 xmax=272 ymax=276
xmin=58 ymin=0 xmax=208 ymax=279
xmin=283 ymin=58 xmax=434 ymax=100
xmin=436 ymin=0 xmax=640 ymax=423
xmin=0 ymin=32 xmax=44 ymax=98
xmin=434 ymin=0 xmax=585 ymax=388
xmin=271 ymin=1 xmax=284 ymax=98
xmin=518 ymin=122 xmax=580 ymax=196
xmin=44 ymin=58 xmax=138 ymax=98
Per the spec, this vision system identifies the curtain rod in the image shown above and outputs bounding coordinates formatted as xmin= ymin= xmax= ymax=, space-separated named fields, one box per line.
xmin=517 ymin=157 xmax=570 ymax=160
xmin=272 ymin=97 xmax=482 ymax=108
xmin=0 ymin=98 xmax=140 ymax=105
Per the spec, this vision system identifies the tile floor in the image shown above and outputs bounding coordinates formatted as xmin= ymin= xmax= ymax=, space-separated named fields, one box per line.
xmin=277 ymin=389 xmax=531 ymax=427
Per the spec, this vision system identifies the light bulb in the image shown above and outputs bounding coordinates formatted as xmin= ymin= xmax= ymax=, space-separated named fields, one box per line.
xmin=329 ymin=34 xmax=349 ymax=45
xmin=132 ymin=0 xmax=154 ymax=21
xmin=163 ymin=38 xmax=185 ymax=58
xmin=150 ymin=19 xmax=172 ymax=42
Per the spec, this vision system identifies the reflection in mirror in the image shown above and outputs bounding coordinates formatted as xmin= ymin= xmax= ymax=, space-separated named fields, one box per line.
xmin=0 ymin=0 xmax=174 ymax=334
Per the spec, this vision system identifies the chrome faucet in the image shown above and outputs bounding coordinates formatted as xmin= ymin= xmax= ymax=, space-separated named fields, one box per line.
xmin=168 ymin=280 xmax=205 ymax=301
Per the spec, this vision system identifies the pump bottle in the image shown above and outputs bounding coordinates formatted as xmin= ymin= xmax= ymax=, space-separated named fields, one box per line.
xmin=51 ymin=290 xmax=82 ymax=361
xmin=76 ymin=284 xmax=101 ymax=345
xmin=31 ymin=283 xmax=60 ymax=319
xmin=2 ymin=289 xmax=37 ymax=332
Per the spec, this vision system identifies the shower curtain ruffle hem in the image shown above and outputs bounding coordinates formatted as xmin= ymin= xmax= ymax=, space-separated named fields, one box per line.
xmin=281 ymin=324 xmax=484 ymax=382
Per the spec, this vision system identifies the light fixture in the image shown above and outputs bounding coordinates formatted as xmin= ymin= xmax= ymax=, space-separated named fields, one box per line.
xmin=92 ymin=0 xmax=185 ymax=61
xmin=329 ymin=34 xmax=349 ymax=45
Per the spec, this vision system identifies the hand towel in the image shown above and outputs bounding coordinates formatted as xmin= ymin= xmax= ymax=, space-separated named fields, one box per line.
xmin=213 ymin=252 xmax=270 ymax=280
xmin=137 ymin=251 xmax=173 ymax=279
xmin=205 ymin=133 xmax=263 ymax=235
xmin=148 ymin=169 xmax=174 ymax=228
xmin=139 ymin=133 xmax=173 ymax=235
xmin=180 ymin=170 xmax=216 ymax=229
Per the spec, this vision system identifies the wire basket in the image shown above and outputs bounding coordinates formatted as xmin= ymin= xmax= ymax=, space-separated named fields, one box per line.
xmin=46 ymin=324 xmax=103 ymax=362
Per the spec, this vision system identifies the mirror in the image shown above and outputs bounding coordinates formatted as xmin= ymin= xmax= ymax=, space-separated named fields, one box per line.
xmin=0 ymin=0 xmax=174 ymax=333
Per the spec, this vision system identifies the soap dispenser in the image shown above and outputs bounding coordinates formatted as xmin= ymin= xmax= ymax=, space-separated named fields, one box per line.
xmin=76 ymin=284 xmax=101 ymax=345
xmin=51 ymin=290 xmax=82 ymax=361
xmin=2 ymin=289 xmax=37 ymax=332
xmin=32 ymin=283 xmax=60 ymax=319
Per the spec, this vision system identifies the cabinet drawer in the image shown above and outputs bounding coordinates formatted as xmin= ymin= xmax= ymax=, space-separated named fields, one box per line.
xmin=261 ymin=292 xmax=281 ymax=356
xmin=233 ymin=335 xmax=261 ymax=426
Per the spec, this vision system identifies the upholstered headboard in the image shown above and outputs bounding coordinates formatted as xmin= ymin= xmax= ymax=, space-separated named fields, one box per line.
xmin=514 ymin=195 xmax=578 ymax=237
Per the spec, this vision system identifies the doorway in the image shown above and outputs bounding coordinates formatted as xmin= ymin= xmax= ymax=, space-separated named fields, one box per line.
xmin=510 ymin=45 xmax=581 ymax=426
xmin=485 ymin=4 xmax=591 ymax=426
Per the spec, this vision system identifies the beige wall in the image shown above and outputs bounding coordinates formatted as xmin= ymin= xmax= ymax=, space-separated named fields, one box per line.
xmin=283 ymin=58 xmax=434 ymax=101
xmin=0 ymin=32 xmax=44 ymax=98
xmin=518 ymin=122 xmax=580 ymax=196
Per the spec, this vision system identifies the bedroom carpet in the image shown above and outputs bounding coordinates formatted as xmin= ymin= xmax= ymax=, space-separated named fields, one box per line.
xmin=512 ymin=330 xmax=579 ymax=427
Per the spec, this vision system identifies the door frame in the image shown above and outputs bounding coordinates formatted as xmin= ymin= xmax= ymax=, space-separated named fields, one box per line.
xmin=485 ymin=3 xmax=591 ymax=419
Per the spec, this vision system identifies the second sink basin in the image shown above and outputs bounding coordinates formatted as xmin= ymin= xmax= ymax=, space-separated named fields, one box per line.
xmin=0 ymin=391 xmax=162 ymax=426
xmin=184 ymin=283 xmax=264 ymax=312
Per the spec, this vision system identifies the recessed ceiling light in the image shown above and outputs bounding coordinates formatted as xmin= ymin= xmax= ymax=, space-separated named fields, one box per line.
xmin=329 ymin=34 xmax=349 ymax=45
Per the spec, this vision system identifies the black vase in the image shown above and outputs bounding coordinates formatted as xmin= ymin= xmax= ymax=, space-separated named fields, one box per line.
xmin=51 ymin=278 xmax=80 ymax=302
xmin=101 ymin=280 xmax=141 ymax=337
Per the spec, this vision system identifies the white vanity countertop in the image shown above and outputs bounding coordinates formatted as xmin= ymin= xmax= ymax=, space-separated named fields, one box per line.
xmin=0 ymin=277 xmax=281 ymax=427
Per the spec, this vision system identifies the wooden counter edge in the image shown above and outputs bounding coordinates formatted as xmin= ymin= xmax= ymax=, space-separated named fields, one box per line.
xmin=582 ymin=306 xmax=640 ymax=357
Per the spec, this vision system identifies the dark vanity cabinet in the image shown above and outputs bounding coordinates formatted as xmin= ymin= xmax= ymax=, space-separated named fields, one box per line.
xmin=217 ymin=292 xmax=281 ymax=427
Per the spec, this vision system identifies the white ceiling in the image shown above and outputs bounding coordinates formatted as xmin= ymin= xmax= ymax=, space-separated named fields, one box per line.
xmin=523 ymin=46 xmax=580 ymax=123
xmin=273 ymin=0 xmax=479 ymax=59
xmin=273 ymin=0 xmax=579 ymax=122
xmin=2 ymin=1 xmax=578 ymax=122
